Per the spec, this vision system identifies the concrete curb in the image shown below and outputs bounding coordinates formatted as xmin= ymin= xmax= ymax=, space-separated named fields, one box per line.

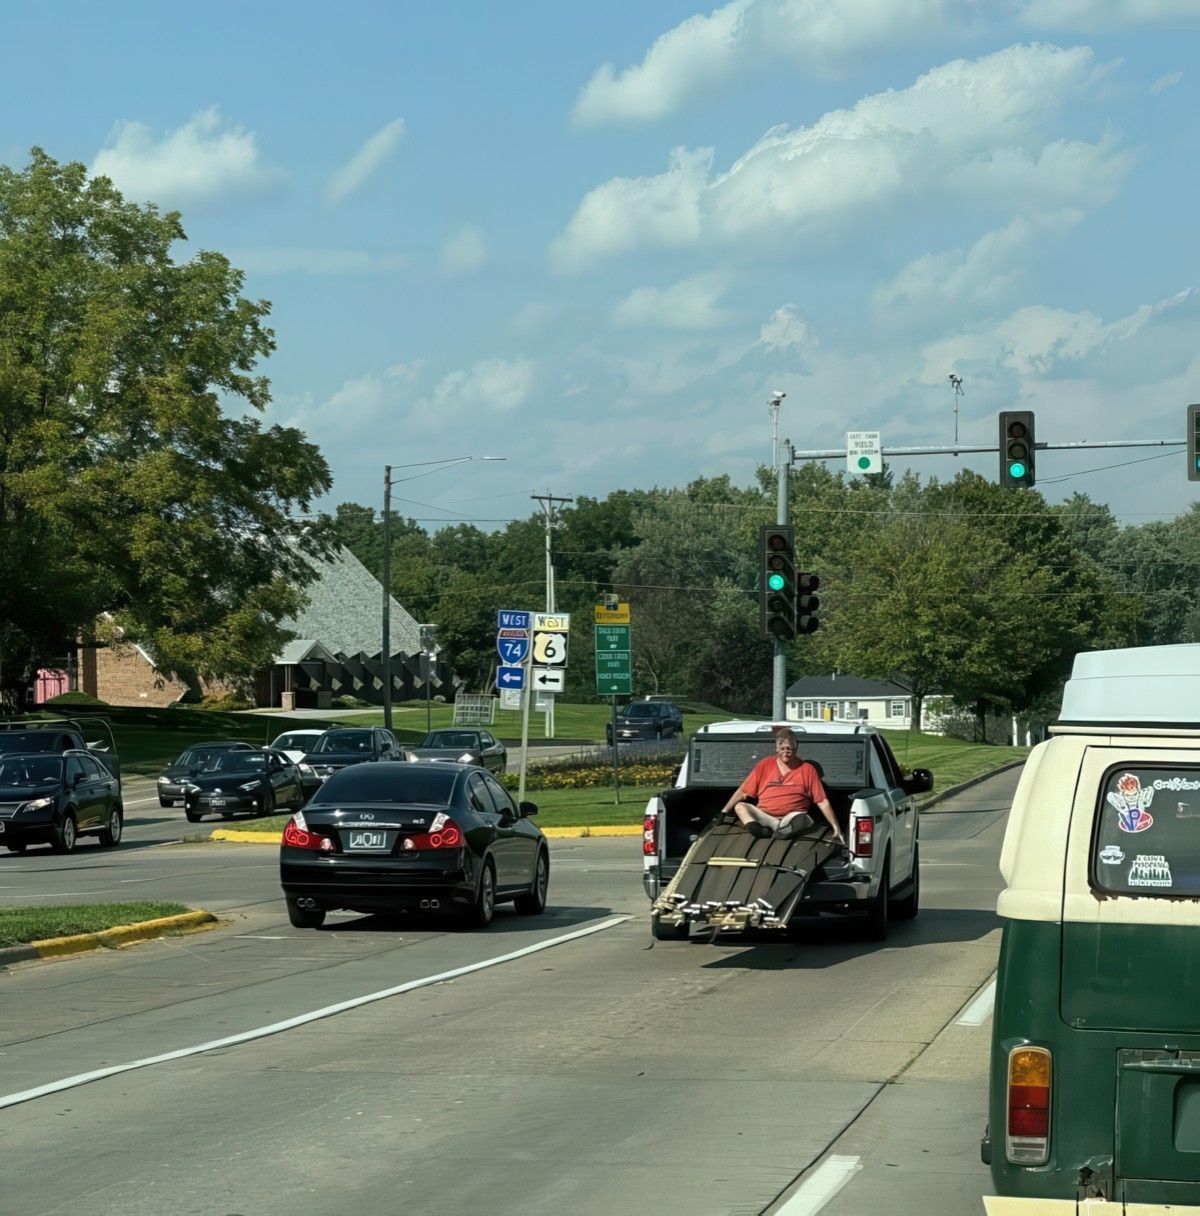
xmin=212 ymin=823 xmax=644 ymax=844
xmin=0 ymin=910 xmax=218 ymax=968
xmin=917 ymin=759 xmax=1026 ymax=813
xmin=211 ymin=828 xmax=282 ymax=844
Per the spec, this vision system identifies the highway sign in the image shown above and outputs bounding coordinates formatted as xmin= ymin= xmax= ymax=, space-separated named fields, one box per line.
xmin=594 ymin=624 xmax=632 ymax=695
xmin=499 ymin=687 xmax=523 ymax=711
xmin=535 ymin=691 xmax=554 ymax=712
xmin=846 ymin=431 xmax=882 ymax=475
xmin=532 ymin=629 xmax=569 ymax=667
xmin=496 ymin=628 xmax=530 ymax=665
xmin=497 ymin=609 xmax=532 ymax=630
xmin=496 ymin=666 xmax=525 ymax=690
xmin=532 ymin=612 xmax=570 ymax=632
xmin=595 ymin=624 xmax=630 ymax=651
xmin=593 ymin=601 xmax=631 ymax=624
xmin=531 ymin=667 xmax=565 ymax=692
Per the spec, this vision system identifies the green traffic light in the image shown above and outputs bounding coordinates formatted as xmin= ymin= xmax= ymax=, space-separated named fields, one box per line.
xmin=767 ymin=573 xmax=786 ymax=592
xmin=1008 ymin=461 xmax=1026 ymax=479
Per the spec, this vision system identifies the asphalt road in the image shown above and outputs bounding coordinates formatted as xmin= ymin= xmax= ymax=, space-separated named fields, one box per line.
xmin=0 ymin=767 xmax=1018 ymax=1216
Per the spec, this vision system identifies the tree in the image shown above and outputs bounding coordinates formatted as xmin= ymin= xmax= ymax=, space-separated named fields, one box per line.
xmin=0 ymin=149 xmax=331 ymax=694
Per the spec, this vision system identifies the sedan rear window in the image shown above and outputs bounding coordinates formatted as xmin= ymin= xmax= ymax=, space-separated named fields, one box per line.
xmin=311 ymin=764 xmax=457 ymax=805
xmin=1091 ymin=765 xmax=1200 ymax=897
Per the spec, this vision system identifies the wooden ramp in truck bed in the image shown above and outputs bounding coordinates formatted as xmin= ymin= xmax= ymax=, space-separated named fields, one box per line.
xmin=652 ymin=821 xmax=841 ymax=934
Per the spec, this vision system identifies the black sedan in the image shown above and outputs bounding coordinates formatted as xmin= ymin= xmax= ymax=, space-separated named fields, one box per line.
xmin=279 ymin=761 xmax=548 ymax=930
xmin=404 ymin=729 xmax=507 ymax=774
xmin=157 ymin=740 xmax=256 ymax=806
xmin=182 ymin=749 xmax=303 ymax=822
xmin=303 ymin=727 xmax=405 ymax=786
xmin=0 ymin=751 xmax=123 ymax=854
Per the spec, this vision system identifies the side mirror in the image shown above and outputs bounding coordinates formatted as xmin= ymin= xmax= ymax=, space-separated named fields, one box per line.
xmin=73 ymin=772 xmax=86 ymax=787
xmin=519 ymin=800 xmax=538 ymax=818
xmin=905 ymin=768 xmax=934 ymax=795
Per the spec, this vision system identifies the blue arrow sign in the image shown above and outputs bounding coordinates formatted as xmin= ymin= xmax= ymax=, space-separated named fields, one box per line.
xmin=496 ymin=666 xmax=525 ymax=690
xmin=497 ymin=636 xmax=530 ymax=664
xmin=497 ymin=609 xmax=532 ymax=630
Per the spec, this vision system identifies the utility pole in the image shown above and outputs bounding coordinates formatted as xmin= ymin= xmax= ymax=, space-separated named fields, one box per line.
xmin=531 ymin=492 xmax=573 ymax=738
xmin=774 ymin=439 xmax=791 ymax=721
xmin=383 ymin=465 xmax=393 ymax=731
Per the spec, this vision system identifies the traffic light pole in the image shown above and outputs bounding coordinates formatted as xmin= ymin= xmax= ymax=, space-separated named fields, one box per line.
xmin=786 ymin=438 xmax=1184 ymax=461
xmin=773 ymin=440 xmax=791 ymax=720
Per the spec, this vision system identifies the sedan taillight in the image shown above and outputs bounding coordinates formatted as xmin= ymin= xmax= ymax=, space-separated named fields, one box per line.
xmin=401 ymin=812 xmax=463 ymax=851
xmin=282 ymin=813 xmax=334 ymax=852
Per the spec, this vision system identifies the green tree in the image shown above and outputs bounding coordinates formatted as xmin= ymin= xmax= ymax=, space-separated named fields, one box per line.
xmin=0 ymin=149 xmax=331 ymax=694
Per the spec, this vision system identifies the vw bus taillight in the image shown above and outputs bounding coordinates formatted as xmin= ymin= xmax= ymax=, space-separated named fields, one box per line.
xmin=1006 ymin=1046 xmax=1051 ymax=1165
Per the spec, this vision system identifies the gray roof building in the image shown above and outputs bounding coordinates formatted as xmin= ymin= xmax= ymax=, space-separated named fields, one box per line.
xmin=786 ymin=673 xmax=911 ymax=699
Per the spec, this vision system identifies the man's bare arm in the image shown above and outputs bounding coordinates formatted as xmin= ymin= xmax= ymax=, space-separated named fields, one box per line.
xmin=816 ymin=798 xmax=845 ymax=842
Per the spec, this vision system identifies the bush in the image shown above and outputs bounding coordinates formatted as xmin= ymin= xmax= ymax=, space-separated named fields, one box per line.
xmin=199 ymin=692 xmax=254 ymax=712
xmin=43 ymin=691 xmax=107 ymax=707
xmin=334 ymin=695 xmax=371 ymax=709
xmin=500 ymin=748 xmax=682 ymax=791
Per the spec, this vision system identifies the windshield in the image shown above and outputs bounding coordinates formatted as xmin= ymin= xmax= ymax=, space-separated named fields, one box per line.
xmin=0 ymin=733 xmax=59 ymax=754
xmin=272 ymin=733 xmax=316 ymax=751
xmin=623 ymin=705 xmax=656 ymax=718
xmin=176 ymin=747 xmax=235 ymax=771
xmin=1092 ymin=765 xmax=1200 ymax=897
xmin=423 ymin=731 xmax=479 ymax=749
xmin=210 ymin=752 xmax=268 ymax=774
xmin=310 ymin=764 xmax=456 ymax=806
xmin=0 ymin=756 xmax=63 ymax=786
xmin=312 ymin=731 xmax=374 ymax=755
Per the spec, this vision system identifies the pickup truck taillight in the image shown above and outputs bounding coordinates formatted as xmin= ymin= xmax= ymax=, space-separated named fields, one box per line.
xmin=643 ymin=812 xmax=658 ymax=857
xmin=1006 ymin=1046 xmax=1051 ymax=1165
xmin=852 ymin=816 xmax=874 ymax=857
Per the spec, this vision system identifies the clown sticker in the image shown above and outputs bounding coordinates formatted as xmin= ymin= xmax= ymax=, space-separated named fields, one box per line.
xmin=1107 ymin=772 xmax=1155 ymax=833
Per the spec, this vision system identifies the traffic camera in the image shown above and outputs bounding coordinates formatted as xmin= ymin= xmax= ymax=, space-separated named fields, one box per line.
xmin=759 ymin=524 xmax=796 ymax=641
xmin=999 ymin=411 xmax=1036 ymax=488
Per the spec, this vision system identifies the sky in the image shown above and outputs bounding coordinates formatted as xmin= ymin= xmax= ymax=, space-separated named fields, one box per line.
xmin=4 ymin=0 xmax=1199 ymax=530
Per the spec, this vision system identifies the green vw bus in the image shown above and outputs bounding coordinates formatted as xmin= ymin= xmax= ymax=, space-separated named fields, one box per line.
xmin=984 ymin=644 xmax=1200 ymax=1214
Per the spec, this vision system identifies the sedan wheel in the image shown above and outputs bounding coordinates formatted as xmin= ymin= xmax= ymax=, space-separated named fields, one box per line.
xmin=51 ymin=813 xmax=77 ymax=855
xmin=259 ymin=788 xmax=276 ymax=817
xmin=184 ymin=805 xmax=203 ymax=823
xmin=5 ymin=841 xmax=27 ymax=854
xmin=99 ymin=807 xmax=123 ymax=848
xmin=158 ymin=797 xmax=174 ymax=808
xmin=465 ymin=862 xmax=496 ymax=929
xmin=515 ymin=850 xmax=549 ymax=915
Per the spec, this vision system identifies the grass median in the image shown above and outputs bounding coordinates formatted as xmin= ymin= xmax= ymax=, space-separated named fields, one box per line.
xmin=0 ymin=901 xmax=191 ymax=947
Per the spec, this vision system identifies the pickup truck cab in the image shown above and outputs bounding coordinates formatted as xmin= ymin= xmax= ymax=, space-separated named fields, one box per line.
xmin=984 ymin=643 xmax=1200 ymax=1215
xmin=642 ymin=719 xmax=930 ymax=940
xmin=0 ymin=716 xmax=120 ymax=785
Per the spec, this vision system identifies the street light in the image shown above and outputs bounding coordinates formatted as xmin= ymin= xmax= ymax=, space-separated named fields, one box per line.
xmin=381 ymin=457 xmax=505 ymax=730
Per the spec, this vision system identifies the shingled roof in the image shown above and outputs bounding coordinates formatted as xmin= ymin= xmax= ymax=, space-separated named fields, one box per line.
xmin=786 ymin=673 xmax=911 ymax=699
xmin=276 ymin=545 xmax=422 ymax=662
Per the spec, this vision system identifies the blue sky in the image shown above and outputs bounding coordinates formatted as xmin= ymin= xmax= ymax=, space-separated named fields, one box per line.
xmin=4 ymin=1 xmax=1199 ymax=528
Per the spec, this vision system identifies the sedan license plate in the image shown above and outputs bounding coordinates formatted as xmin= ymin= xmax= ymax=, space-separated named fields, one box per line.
xmin=349 ymin=830 xmax=388 ymax=851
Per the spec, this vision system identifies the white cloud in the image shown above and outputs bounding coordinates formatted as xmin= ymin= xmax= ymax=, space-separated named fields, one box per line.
xmin=512 ymin=301 xmax=560 ymax=335
xmin=554 ymin=45 xmax=1125 ymax=270
xmin=1017 ymin=0 xmax=1200 ymax=32
xmin=440 ymin=224 xmax=489 ymax=277
xmin=417 ymin=358 xmax=535 ymax=418
xmin=234 ymin=248 xmax=407 ymax=276
xmin=1150 ymin=70 xmax=1183 ymax=93
xmin=326 ymin=118 xmax=406 ymax=205
xmin=92 ymin=107 xmax=282 ymax=207
xmin=757 ymin=304 xmax=816 ymax=353
xmin=612 ymin=273 xmax=734 ymax=330
xmin=572 ymin=0 xmax=958 ymax=126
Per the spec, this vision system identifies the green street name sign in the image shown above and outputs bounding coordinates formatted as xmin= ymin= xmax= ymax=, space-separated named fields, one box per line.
xmin=594 ymin=624 xmax=632 ymax=695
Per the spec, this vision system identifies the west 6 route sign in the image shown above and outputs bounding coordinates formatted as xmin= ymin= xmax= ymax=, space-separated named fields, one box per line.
xmin=531 ymin=613 xmax=570 ymax=667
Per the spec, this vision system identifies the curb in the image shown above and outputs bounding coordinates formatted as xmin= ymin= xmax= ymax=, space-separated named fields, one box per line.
xmin=0 ymin=910 xmax=218 ymax=968
xmin=917 ymin=759 xmax=1026 ymax=813
xmin=212 ymin=828 xmax=281 ymax=844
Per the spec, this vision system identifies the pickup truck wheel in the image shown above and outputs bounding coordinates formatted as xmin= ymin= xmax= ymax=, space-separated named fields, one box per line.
xmin=893 ymin=845 xmax=920 ymax=920
xmin=651 ymin=913 xmax=689 ymax=941
xmin=865 ymin=858 xmax=890 ymax=941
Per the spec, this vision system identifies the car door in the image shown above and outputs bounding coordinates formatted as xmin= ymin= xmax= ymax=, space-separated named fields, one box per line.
xmin=65 ymin=755 xmax=100 ymax=829
xmin=478 ymin=731 xmax=504 ymax=773
xmin=84 ymin=754 xmax=119 ymax=822
xmin=267 ymin=750 xmax=300 ymax=807
xmin=485 ymin=774 xmax=535 ymax=885
xmin=873 ymin=738 xmax=913 ymax=880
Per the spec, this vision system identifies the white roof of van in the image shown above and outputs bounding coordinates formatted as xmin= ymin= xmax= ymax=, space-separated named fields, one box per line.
xmin=1059 ymin=643 xmax=1200 ymax=724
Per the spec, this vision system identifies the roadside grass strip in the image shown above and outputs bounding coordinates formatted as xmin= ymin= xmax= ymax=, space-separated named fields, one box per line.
xmin=0 ymin=915 xmax=630 ymax=1111
xmin=0 ymin=901 xmax=191 ymax=948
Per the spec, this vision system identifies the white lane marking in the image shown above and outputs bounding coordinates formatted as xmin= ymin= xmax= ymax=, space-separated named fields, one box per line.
xmin=233 ymin=935 xmax=287 ymax=940
xmin=0 ymin=915 xmax=630 ymax=1110
xmin=956 ymin=977 xmax=997 ymax=1026
xmin=775 ymin=1155 xmax=863 ymax=1215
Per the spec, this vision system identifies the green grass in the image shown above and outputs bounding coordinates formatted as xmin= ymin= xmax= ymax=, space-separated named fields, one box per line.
xmin=0 ymin=901 xmax=190 ymax=947
xmin=878 ymin=729 xmax=1028 ymax=791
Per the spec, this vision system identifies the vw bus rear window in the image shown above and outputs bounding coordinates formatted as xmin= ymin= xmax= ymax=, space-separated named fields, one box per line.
xmin=1091 ymin=765 xmax=1200 ymax=897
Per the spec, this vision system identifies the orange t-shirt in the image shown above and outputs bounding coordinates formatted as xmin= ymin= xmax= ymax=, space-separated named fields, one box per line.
xmin=742 ymin=757 xmax=827 ymax=818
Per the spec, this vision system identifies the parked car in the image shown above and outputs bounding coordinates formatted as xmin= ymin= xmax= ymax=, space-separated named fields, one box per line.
xmin=279 ymin=761 xmax=548 ymax=930
xmin=606 ymin=701 xmax=684 ymax=745
xmin=404 ymin=728 xmax=507 ymax=774
xmin=182 ymin=748 xmax=304 ymax=822
xmin=0 ymin=750 xmax=123 ymax=854
xmin=157 ymin=740 xmax=256 ymax=807
xmin=303 ymin=727 xmax=405 ymax=785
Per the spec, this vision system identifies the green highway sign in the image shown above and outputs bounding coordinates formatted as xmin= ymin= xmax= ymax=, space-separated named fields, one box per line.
xmin=594 ymin=624 xmax=632 ymax=695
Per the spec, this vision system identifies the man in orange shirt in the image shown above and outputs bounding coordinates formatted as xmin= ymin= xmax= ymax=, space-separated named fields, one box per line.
xmin=719 ymin=725 xmax=846 ymax=842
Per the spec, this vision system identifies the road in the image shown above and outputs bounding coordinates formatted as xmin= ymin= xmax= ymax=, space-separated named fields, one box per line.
xmin=0 ymin=768 xmax=1016 ymax=1216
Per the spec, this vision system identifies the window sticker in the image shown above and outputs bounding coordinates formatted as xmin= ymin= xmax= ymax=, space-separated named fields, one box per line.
xmin=1106 ymin=772 xmax=1155 ymax=833
xmin=1128 ymin=855 xmax=1173 ymax=888
xmin=1098 ymin=844 xmax=1125 ymax=866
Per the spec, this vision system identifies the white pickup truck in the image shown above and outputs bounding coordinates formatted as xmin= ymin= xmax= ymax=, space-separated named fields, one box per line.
xmin=642 ymin=720 xmax=930 ymax=941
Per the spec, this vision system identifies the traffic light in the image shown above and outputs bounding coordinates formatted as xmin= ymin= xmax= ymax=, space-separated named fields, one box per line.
xmin=759 ymin=524 xmax=796 ymax=640
xmin=999 ymin=410 xmax=1036 ymax=488
xmin=1189 ymin=404 xmax=1200 ymax=482
xmin=796 ymin=572 xmax=820 ymax=634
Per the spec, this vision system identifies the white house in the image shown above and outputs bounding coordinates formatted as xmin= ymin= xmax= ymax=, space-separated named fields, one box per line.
xmin=785 ymin=674 xmax=926 ymax=730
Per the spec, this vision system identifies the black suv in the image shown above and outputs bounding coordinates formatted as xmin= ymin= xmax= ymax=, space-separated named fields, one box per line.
xmin=606 ymin=701 xmax=684 ymax=745
xmin=0 ymin=749 xmax=124 ymax=854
